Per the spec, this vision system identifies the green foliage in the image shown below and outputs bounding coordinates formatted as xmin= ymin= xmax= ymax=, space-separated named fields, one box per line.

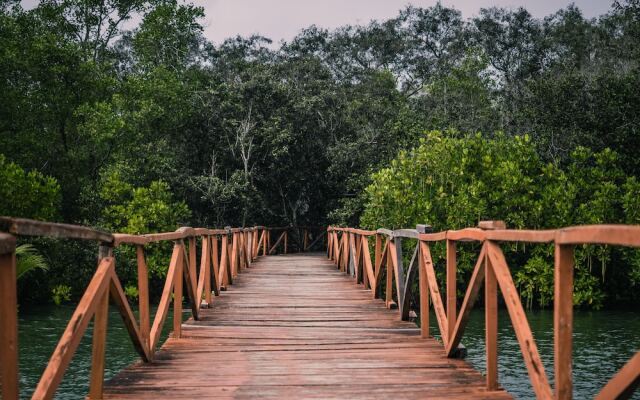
xmin=2 ymin=1 xmax=640 ymax=307
xmin=0 ymin=154 xmax=61 ymax=220
xmin=361 ymin=132 xmax=637 ymax=308
xmin=100 ymin=170 xmax=191 ymax=235
xmin=100 ymin=170 xmax=191 ymax=278
xmin=51 ymin=284 xmax=72 ymax=305
xmin=124 ymin=284 xmax=139 ymax=301
xmin=15 ymin=244 xmax=49 ymax=280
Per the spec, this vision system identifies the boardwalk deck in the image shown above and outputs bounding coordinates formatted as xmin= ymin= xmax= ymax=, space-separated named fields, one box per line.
xmin=104 ymin=253 xmax=511 ymax=399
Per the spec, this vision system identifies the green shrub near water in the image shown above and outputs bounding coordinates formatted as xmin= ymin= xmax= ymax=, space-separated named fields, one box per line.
xmin=99 ymin=170 xmax=191 ymax=286
xmin=361 ymin=131 xmax=640 ymax=308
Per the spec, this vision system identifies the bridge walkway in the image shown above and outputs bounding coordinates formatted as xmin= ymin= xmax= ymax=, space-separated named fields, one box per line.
xmin=103 ymin=253 xmax=510 ymax=399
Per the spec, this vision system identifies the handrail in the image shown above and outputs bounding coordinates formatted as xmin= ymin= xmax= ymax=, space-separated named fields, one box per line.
xmin=0 ymin=218 xmax=324 ymax=399
xmin=327 ymin=222 xmax=640 ymax=400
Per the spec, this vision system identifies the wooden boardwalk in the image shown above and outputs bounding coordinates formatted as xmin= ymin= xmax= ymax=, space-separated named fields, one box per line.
xmin=103 ymin=253 xmax=509 ymax=399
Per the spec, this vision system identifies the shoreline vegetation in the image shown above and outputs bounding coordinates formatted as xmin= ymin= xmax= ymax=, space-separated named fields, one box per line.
xmin=1 ymin=0 xmax=640 ymax=309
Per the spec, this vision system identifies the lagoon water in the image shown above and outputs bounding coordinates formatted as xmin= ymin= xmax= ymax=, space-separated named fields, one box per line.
xmin=16 ymin=305 xmax=640 ymax=399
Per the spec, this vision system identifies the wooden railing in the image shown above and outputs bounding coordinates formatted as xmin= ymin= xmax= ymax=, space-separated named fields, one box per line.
xmin=0 ymin=217 xmax=318 ymax=399
xmin=327 ymin=222 xmax=640 ymax=400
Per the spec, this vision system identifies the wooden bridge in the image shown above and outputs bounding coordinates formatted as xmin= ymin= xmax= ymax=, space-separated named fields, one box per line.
xmin=0 ymin=217 xmax=639 ymax=399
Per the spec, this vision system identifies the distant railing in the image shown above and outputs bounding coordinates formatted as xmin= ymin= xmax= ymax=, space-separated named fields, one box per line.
xmin=327 ymin=222 xmax=640 ymax=400
xmin=0 ymin=217 xmax=322 ymax=399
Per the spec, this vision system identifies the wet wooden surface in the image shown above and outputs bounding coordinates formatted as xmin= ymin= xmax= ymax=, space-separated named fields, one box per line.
xmin=104 ymin=253 xmax=511 ymax=399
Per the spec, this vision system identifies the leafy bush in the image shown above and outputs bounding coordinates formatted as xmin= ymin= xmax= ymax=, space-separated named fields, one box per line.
xmin=100 ymin=170 xmax=191 ymax=279
xmin=51 ymin=284 xmax=72 ymax=305
xmin=0 ymin=154 xmax=60 ymax=220
xmin=124 ymin=285 xmax=139 ymax=301
xmin=361 ymin=131 xmax=640 ymax=308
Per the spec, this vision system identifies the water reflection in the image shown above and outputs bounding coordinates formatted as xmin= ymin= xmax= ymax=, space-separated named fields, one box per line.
xmin=429 ymin=309 xmax=640 ymax=399
xmin=16 ymin=305 xmax=640 ymax=399
xmin=18 ymin=305 xmax=177 ymax=399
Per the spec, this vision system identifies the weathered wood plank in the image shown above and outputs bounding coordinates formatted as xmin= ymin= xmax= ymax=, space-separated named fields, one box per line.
xmin=103 ymin=254 xmax=511 ymax=399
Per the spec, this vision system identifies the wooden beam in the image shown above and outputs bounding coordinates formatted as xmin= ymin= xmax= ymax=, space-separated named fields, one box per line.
xmin=150 ymin=244 xmax=180 ymax=350
xmin=401 ymin=246 xmax=419 ymax=320
xmin=419 ymin=244 xmax=429 ymax=339
xmin=0 ymin=234 xmax=17 ymax=400
xmin=389 ymin=238 xmax=406 ymax=317
xmin=487 ymin=242 xmax=553 ymax=399
xmin=485 ymin=250 xmax=498 ymax=391
xmin=32 ymin=258 xmax=114 ymax=399
xmin=109 ymin=270 xmax=150 ymax=361
xmin=419 ymin=242 xmax=449 ymax=344
xmin=136 ymin=246 xmax=150 ymax=352
xmin=0 ymin=217 xmax=113 ymax=243
xmin=596 ymin=351 xmax=640 ymax=400
xmin=268 ymin=231 xmax=286 ymax=255
xmin=446 ymin=244 xmax=487 ymax=356
xmin=446 ymin=239 xmax=457 ymax=339
xmin=555 ymin=244 xmax=574 ymax=400
xmin=89 ymin=287 xmax=109 ymax=399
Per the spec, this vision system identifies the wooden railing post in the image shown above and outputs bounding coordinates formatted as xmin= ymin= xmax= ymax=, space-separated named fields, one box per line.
xmin=173 ymin=241 xmax=183 ymax=338
xmin=136 ymin=245 xmax=150 ymax=351
xmin=418 ymin=242 xmax=429 ymax=339
xmin=284 ymin=230 xmax=288 ymax=254
xmin=263 ymin=229 xmax=268 ymax=256
xmin=0 ymin=233 xmax=18 ymax=400
xmin=446 ymin=239 xmax=457 ymax=338
xmin=385 ymin=243 xmax=393 ymax=308
xmin=555 ymin=243 xmax=575 ymax=400
xmin=231 ymin=232 xmax=238 ymax=277
xmin=89 ymin=243 xmax=113 ymax=399
xmin=203 ymin=236 xmax=212 ymax=306
xmin=485 ymin=248 xmax=498 ymax=390
xmin=374 ymin=234 xmax=382 ymax=298
xmin=187 ymin=236 xmax=197 ymax=305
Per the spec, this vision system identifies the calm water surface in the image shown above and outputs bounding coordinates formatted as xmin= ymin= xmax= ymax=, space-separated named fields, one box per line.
xmin=18 ymin=304 xmax=180 ymax=399
xmin=17 ymin=306 xmax=640 ymax=399
xmin=429 ymin=309 xmax=640 ymax=399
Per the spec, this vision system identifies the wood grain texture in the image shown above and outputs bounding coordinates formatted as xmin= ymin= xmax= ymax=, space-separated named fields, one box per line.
xmin=103 ymin=253 xmax=510 ymax=399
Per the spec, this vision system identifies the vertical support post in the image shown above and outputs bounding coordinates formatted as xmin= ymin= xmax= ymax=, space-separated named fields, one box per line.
xmin=555 ymin=244 xmax=574 ymax=400
xmin=188 ymin=237 xmax=197 ymax=295
xmin=211 ymin=236 xmax=220 ymax=295
xmin=89 ymin=287 xmax=109 ymax=399
xmin=173 ymin=242 xmax=183 ymax=338
xmin=284 ymin=230 xmax=288 ymax=254
xmin=485 ymin=248 xmax=498 ymax=390
xmin=446 ymin=239 xmax=457 ymax=338
xmin=303 ymin=229 xmax=309 ymax=252
xmin=231 ymin=232 xmax=238 ymax=277
xmin=263 ymin=229 xmax=268 ymax=256
xmin=374 ymin=234 xmax=382 ymax=298
xmin=89 ymin=244 xmax=112 ymax=399
xmin=136 ymin=245 xmax=150 ymax=351
xmin=342 ymin=232 xmax=349 ymax=272
xmin=419 ymin=243 xmax=429 ymax=339
xmin=362 ymin=237 xmax=369 ymax=289
xmin=203 ymin=236 xmax=212 ymax=305
xmin=0 ymin=233 xmax=18 ymax=400
xmin=267 ymin=230 xmax=271 ymax=255
xmin=252 ymin=230 xmax=258 ymax=259
xmin=220 ymin=235 xmax=229 ymax=288
xmin=385 ymin=246 xmax=393 ymax=308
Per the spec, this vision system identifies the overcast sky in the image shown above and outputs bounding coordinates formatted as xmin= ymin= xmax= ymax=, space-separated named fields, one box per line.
xmin=20 ymin=0 xmax=614 ymax=45
xmin=194 ymin=0 xmax=613 ymax=45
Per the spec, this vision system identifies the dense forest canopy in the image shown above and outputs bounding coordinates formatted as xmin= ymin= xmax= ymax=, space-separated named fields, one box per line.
xmin=1 ymin=0 xmax=639 ymax=306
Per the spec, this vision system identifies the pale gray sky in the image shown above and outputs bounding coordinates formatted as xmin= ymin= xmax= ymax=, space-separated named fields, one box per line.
xmin=195 ymin=0 xmax=612 ymax=45
xmin=20 ymin=0 xmax=614 ymax=45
